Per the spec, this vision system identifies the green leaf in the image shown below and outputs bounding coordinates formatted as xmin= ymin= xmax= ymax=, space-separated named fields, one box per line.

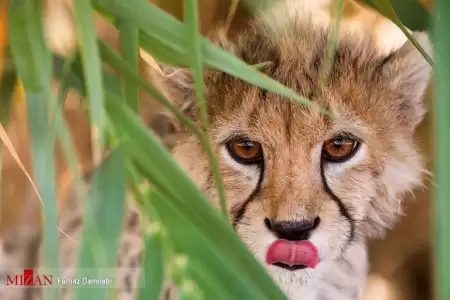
xmin=72 ymin=0 xmax=106 ymax=155
xmin=8 ymin=1 xmax=61 ymax=299
xmin=60 ymin=44 xmax=287 ymax=300
xmin=73 ymin=148 xmax=126 ymax=300
xmin=184 ymin=0 xmax=228 ymax=219
xmin=93 ymin=0 xmax=325 ymax=113
xmin=97 ymin=42 xmax=198 ymax=133
xmin=103 ymin=91 xmax=287 ymax=300
xmin=148 ymin=190 xmax=276 ymax=300
xmin=137 ymin=221 xmax=165 ymax=300
xmin=118 ymin=19 xmax=139 ymax=111
xmin=319 ymin=0 xmax=344 ymax=87
xmin=390 ymin=0 xmax=430 ymax=31
xmin=433 ymin=1 xmax=450 ymax=300
xmin=54 ymin=64 xmax=90 ymax=206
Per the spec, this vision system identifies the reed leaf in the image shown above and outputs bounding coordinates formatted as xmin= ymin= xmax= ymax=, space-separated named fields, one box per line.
xmin=8 ymin=1 xmax=60 ymax=299
xmin=73 ymin=148 xmax=126 ymax=300
xmin=433 ymin=1 xmax=450 ymax=299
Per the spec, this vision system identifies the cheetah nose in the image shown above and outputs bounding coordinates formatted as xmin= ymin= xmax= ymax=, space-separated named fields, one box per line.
xmin=264 ymin=217 xmax=321 ymax=241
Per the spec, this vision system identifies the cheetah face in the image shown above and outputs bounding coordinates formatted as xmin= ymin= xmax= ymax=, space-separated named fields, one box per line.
xmin=166 ymin=6 xmax=431 ymax=295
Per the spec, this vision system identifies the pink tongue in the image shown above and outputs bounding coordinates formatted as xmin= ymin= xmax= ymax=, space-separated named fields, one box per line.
xmin=266 ymin=239 xmax=319 ymax=268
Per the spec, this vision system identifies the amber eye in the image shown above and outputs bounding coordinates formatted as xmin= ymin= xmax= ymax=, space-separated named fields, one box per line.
xmin=226 ymin=139 xmax=263 ymax=164
xmin=322 ymin=135 xmax=360 ymax=163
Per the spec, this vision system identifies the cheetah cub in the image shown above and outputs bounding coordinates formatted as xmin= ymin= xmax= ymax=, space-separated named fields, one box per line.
xmin=12 ymin=1 xmax=432 ymax=300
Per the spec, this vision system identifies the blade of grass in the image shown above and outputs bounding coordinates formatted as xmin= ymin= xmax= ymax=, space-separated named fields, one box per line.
xmin=59 ymin=55 xmax=286 ymax=299
xmin=126 ymin=141 xmax=165 ymax=300
xmin=66 ymin=54 xmax=256 ymax=272
xmin=8 ymin=1 xmax=61 ymax=299
xmin=390 ymin=0 xmax=430 ymax=30
xmin=98 ymin=42 xmax=199 ymax=134
xmin=361 ymin=0 xmax=434 ymax=67
xmin=54 ymin=62 xmax=90 ymax=208
xmin=93 ymin=0 xmax=327 ymax=114
xmin=118 ymin=19 xmax=139 ymax=111
xmin=73 ymin=148 xmax=126 ymax=300
xmin=183 ymin=259 xmax=235 ymax=300
xmin=433 ymin=1 xmax=450 ymax=299
xmin=319 ymin=0 xmax=344 ymax=87
xmin=147 ymin=190 xmax=274 ymax=300
xmin=72 ymin=0 xmax=106 ymax=164
xmin=184 ymin=0 xmax=228 ymax=219
xmin=103 ymin=91 xmax=286 ymax=299
xmin=169 ymin=255 xmax=201 ymax=300
xmin=64 ymin=56 xmax=220 ymax=240
xmin=96 ymin=40 xmax=232 ymax=212
xmin=137 ymin=222 xmax=165 ymax=300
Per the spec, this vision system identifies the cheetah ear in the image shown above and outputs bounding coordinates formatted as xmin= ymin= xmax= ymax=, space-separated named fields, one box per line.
xmin=160 ymin=65 xmax=198 ymax=119
xmin=382 ymin=32 xmax=433 ymax=127
xmin=138 ymin=53 xmax=198 ymax=148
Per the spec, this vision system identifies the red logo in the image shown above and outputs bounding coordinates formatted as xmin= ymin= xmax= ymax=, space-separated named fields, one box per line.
xmin=6 ymin=269 xmax=53 ymax=286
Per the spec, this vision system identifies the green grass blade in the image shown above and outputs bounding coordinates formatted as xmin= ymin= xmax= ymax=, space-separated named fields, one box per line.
xmin=93 ymin=0 xmax=325 ymax=113
xmin=61 ymin=51 xmax=286 ymax=297
xmin=96 ymin=41 xmax=225 ymax=194
xmin=54 ymin=67 xmax=90 ymax=205
xmin=390 ymin=0 xmax=430 ymax=31
xmin=319 ymin=0 xmax=344 ymax=87
xmin=8 ymin=1 xmax=61 ymax=299
xmin=60 ymin=47 xmax=287 ymax=300
xmin=118 ymin=19 xmax=139 ymax=111
xmin=137 ymin=223 xmax=165 ymax=300
xmin=103 ymin=91 xmax=287 ymax=299
xmin=148 ymin=190 xmax=274 ymax=300
xmin=433 ymin=1 xmax=450 ymax=299
xmin=184 ymin=0 xmax=228 ymax=219
xmin=73 ymin=148 xmax=126 ymax=300
xmin=97 ymin=42 xmax=197 ymax=131
xmin=361 ymin=0 xmax=434 ymax=67
xmin=72 ymin=0 xmax=106 ymax=160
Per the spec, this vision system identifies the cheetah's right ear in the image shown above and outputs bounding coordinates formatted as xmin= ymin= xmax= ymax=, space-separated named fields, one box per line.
xmin=159 ymin=65 xmax=198 ymax=119
xmin=137 ymin=53 xmax=199 ymax=148
xmin=139 ymin=50 xmax=199 ymax=118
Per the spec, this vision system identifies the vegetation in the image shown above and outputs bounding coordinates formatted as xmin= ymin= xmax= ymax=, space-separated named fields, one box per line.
xmin=0 ymin=0 xmax=447 ymax=300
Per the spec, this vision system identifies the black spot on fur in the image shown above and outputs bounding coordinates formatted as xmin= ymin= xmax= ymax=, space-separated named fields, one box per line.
xmin=66 ymin=216 xmax=82 ymax=233
xmin=3 ymin=241 xmax=16 ymax=254
xmin=372 ymin=169 xmax=381 ymax=178
xmin=124 ymin=274 xmax=133 ymax=293
xmin=130 ymin=256 xmax=139 ymax=269
xmin=122 ymin=242 xmax=130 ymax=254
xmin=127 ymin=211 xmax=139 ymax=230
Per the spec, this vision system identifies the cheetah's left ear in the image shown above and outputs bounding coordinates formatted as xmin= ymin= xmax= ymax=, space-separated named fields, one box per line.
xmin=383 ymin=32 xmax=433 ymax=127
xmin=392 ymin=32 xmax=433 ymax=89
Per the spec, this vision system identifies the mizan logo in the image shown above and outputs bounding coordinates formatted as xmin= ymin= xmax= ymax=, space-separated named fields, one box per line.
xmin=6 ymin=269 xmax=53 ymax=286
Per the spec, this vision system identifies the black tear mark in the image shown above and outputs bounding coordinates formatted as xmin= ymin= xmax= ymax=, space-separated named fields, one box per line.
xmin=232 ymin=160 xmax=265 ymax=228
xmin=319 ymin=156 xmax=355 ymax=243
